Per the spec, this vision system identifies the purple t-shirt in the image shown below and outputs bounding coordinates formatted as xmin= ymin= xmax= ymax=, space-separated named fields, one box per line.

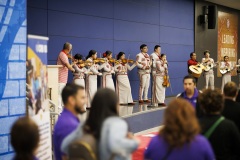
xmin=53 ymin=108 xmax=80 ymax=160
xmin=180 ymin=88 xmax=199 ymax=108
xmin=144 ymin=134 xmax=214 ymax=160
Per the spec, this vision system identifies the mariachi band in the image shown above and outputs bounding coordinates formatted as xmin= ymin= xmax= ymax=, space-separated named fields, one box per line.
xmin=61 ymin=41 xmax=239 ymax=108
xmin=67 ymin=44 xmax=169 ymax=107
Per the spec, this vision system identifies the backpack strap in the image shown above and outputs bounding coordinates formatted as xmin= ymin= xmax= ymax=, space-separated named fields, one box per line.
xmin=204 ymin=116 xmax=225 ymax=139
xmin=78 ymin=141 xmax=97 ymax=160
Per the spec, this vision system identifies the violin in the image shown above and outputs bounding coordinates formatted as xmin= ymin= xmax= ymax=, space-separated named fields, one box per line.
xmin=67 ymin=53 xmax=74 ymax=61
xmin=162 ymin=75 xmax=170 ymax=87
xmin=162 ymin=61 xmax=170 ymax=87
xmin=115 ymin=59 xmax=135 ymax=64
xmin=121 ymin=59 xmax=135 ymax=64
xmin=93 ymin=58 xmax=106 ymax=63
xmin=108 ymin=58 xmax=116 ymax=63
xmin=76 ymin=63 xmax=85 ymax=68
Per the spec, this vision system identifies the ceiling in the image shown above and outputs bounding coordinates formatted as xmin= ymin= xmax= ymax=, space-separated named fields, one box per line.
xmin=205 ymin=0 xmax=240 ymax=10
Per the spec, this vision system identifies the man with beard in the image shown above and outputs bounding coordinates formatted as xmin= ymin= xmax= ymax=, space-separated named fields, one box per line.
xmin=177 ymin=75 xmax=200 ymax=109
xmin=53 ymin=83 xmax=86 ymax=160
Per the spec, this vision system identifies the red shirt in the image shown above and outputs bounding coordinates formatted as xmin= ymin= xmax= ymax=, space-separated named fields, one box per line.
xmin=57 ymin=51 xmax=69 ymax=83
xmin=188 ymin=59 xmax=198 ymax=74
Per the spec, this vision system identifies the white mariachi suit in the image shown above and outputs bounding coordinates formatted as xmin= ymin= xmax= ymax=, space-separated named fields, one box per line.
xmin=101 ymin=59 xmax=115 ymax=91
xmin=136 ymin=52 xmax=151 ymax=101
xmin=220 ymin=61 xmax=233 ymax=91
xmin=85 ymin=58 xmax=103 ymax=107
xmin=202 ymin=58 xmax=215 ymax=90
xmin=114 ymin=62 xmax=136 ymax=104
xmin=150 ymin=52 xmax=166 ymax=104
xmin=72 ymin=64 xmax=87 ymax=87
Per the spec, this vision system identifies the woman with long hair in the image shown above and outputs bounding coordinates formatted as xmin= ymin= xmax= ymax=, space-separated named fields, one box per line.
xmin=61 ymin=88 xmax=139 ymax=160
xmin=11 ymin=117 xmax=40 ymax=160
xmin=114 ymin=52 xmax=136 ymax=105
xmin=144 ymin=98 xmax=214 ymax=160
xmin=85 ymin=50 xmax=103 ymax=107
xmin=101 ymin=50 xmax=115 ymax=91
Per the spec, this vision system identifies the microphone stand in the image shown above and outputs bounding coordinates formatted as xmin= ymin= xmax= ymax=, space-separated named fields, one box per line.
xmin=147 ymin=58 xmax=156 ymax=108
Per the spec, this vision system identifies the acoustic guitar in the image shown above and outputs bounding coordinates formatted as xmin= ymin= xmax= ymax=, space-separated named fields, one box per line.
xmin=203 ymin=62 xmax=219 ymax=72
xmin=220 ymin=65 xmax=240 ymax=75
xmin=203 ymin=63 xmax=214 ymax=72
xmin=189 ymin=63 xmax=205 ymax=78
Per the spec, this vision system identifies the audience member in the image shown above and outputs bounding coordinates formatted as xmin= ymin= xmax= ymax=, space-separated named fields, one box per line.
xmin=176 ymin=75 xmax=199 ymax=108
xmin=53 ymin=83 xmax=86 ymax=160
xmin=61 ymin=88 xmax=139 ymax=160
xmin=11 ymin=116 xmax=40 ymax=160
xmin=198 ymin=89 xmax=240 ymax=160
xmin=222 ymin=82 xmax=240 ymax=132
xmin=144 ymin=98 xmax=214 ymax=160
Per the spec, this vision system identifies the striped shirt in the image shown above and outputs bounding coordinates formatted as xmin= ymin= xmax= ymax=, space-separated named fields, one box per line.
xmin=57 ymin=51 xmax=69 ymax=83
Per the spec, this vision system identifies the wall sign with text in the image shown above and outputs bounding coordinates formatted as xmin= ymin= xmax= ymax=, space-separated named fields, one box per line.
xmin=218 ymin=11 xmax=238 ymax=77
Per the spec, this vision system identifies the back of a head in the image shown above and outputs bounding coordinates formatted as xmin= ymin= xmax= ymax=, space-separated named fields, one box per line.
xmin=84 ymin=88 xmax=118 ymax=140
xmin=11 ymin=116 xmax=39 ymax=160
xmin=198 ymin=89 xmax=223 ymax=114
xmin=161 ymin=98 xmax=200 ymax=148
xmin=198 ymin=89 xmax=224 ymax=114
xmin=224 ymin=81 xmax=238 ymax=98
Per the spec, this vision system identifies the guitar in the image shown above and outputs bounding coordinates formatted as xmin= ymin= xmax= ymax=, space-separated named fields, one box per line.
xmin=189 ymin=63 xmax=205 ymax=78
xmin=203 ymin=62 xmax=219 ymax=72
xmin=203 ymin=63 xmax=214 ymax=72
xmin=220 ymin=65 xmax=240 ymax=75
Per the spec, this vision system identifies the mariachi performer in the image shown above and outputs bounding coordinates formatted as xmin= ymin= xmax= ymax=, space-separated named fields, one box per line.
xmin=85 ymin=50 xmax=103 ymax=107
xmin=154 ymin=54 xmax=168 ymax=106
xmin=101 ymin=50 xmax=115 ymax=91
xmin=115 ymin=52 xmax=136 ymax=105
xmin=220 ymin=56 xmax=233 ymax=91
xmin=136 ymin=44 xmax=151 ymax=103
xmin=150 ymin=45 xmax=165 ymax=106
xmin=201 ymin=50 xmax=216 ymax=90
xmin=72 ymin=53 xmax=87 ymax=87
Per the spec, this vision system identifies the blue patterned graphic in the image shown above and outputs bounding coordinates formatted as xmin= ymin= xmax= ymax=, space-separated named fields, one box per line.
xmin=0 ymin=0 xmax=26 ymax=159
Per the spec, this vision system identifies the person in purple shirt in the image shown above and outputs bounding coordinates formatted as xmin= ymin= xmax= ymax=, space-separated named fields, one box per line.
xmin=176 ymin=75 xmax=204 ymax=118
xmin=11 ymin=116 xmax=40 ymax=160
xmin=176 ymin=75 xmax=199 ymax=108
xmin=53 ymin=83 xmax=86 ymax=160
xmin=144 ymin=98 xmax=214 ymax=160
